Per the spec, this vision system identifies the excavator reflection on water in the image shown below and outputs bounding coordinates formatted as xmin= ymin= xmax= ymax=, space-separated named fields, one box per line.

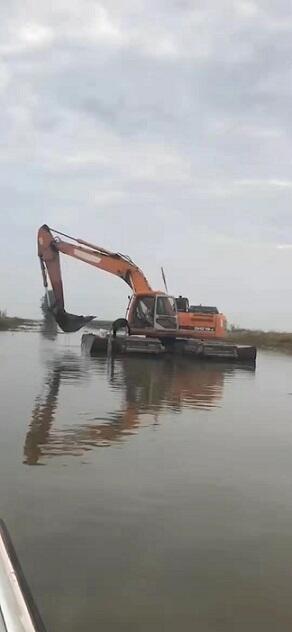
xmin=24 ymin=354 xmax=254 ymax=465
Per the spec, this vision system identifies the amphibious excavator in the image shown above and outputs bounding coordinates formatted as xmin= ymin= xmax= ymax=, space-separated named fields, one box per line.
xmin=37 ymin=224 xmax=226 ymax=338
xmin=37 ymin=225 xmax=256 ymax=363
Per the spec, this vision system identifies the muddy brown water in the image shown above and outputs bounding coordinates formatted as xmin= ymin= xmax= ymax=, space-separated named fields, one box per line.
xmin=1 ymin=331 xmax=292 ymax=631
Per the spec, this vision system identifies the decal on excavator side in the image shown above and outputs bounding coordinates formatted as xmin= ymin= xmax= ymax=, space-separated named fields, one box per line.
xmin=73 ymin=249 xmax=102 ymax=264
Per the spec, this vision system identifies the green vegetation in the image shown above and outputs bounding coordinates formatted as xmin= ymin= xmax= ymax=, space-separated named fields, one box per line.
xmin=2 ymin=307 xmax=292 ymax=355
xmin=0 ymin=310 xmax=36 ymax=331
xmin=228 ymin=328 xmax=292 ymax=354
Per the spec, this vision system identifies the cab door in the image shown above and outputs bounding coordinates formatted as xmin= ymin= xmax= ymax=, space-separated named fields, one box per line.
xmin=154 ymin=296 xmax=178 ymax=330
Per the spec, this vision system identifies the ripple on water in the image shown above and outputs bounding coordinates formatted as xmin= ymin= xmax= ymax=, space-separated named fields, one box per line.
xmin=23 ymin=352 xmax=255 ymax=464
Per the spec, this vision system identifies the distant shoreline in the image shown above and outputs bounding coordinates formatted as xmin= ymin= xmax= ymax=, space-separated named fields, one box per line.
xmin=0 ymin=315 xmax=113 ymax=332
xmin=0 ymin=315 xmax=38 ymax=331
xmin=228 ymin=329 xmax=292 ymax=354
xmin=1 ymin=316 xmax=292 ymax=354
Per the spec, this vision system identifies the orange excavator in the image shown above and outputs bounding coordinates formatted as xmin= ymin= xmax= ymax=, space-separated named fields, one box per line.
xmin=37 ymin=224 xmax=227 ymax=339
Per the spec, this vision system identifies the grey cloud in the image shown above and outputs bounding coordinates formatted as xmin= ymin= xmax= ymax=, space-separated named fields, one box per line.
xmin=1 ymin=0 xmax=292 ymax=328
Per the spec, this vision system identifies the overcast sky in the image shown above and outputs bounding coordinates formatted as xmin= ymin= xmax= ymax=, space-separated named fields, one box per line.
xmin=1 ymin=0 xmax=292 ymax=329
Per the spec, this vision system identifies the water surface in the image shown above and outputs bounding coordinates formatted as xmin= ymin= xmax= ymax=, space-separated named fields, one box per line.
xmin=1 ymin=331 xmax=292 ymax=631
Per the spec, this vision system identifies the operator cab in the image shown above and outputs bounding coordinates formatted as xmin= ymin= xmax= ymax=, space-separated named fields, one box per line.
xmin=129 ymin=294 xmax=178 ymax=331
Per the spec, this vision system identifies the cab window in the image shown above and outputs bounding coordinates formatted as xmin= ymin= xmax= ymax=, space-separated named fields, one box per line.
xmin=133 ymin=296 xmax=155 ymax=327
xmin=156 ymin=296 xmax=176 ymax=316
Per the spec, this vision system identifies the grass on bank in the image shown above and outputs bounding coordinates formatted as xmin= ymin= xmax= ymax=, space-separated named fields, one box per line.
xmin=0 ymin=310 xmax=36 ymax=331
xmin=228 ymin=328 xmax=292 ymax=353
xmin=2 ymin=307 xmax=292 ymax=354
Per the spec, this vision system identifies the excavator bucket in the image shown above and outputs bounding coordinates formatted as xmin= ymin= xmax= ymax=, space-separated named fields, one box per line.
xmin=54 ymin=308 xmax=95 ymax=333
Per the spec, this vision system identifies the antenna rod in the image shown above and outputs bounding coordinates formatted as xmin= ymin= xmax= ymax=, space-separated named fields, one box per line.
xmin=161 ymin=266 xmax=168 ymax=293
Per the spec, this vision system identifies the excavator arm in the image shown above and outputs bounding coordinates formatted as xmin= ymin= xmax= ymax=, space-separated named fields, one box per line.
xmin=37 ymin=224 xmax=152 ymax=332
